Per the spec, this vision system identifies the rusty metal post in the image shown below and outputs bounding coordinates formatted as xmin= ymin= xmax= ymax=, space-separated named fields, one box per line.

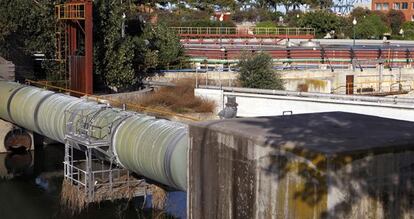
xmin=68 ymin=22 xmax=77 ymax=91
xmin=84 ymin=0 xmax=93 ymax=94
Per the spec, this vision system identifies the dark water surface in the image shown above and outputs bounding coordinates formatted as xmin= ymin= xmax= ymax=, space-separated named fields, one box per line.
xmin=0 ymin=144 xmax=185 ymax=219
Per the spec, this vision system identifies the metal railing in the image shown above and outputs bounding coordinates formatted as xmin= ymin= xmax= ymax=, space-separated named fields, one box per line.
xmin=171 ymin=27 xmax=315 ymax=37
xmin=26 ymin=79 xmax=201 ymax=122
xmin=65 ymin=107 xmax=114 ymax=144
xmin=185 ymin=47 xmax=414 ymax=67
xmin=55 ymin=3 xmax=85 ymax=20
xmin=200 ymin=85 xmax=414 ymax=106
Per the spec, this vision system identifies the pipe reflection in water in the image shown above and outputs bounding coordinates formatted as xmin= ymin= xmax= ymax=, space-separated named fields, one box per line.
xmin=0 ymin=144 xmax=186 ymax=218
xmin=4 ymin=150 xmax=33 ymax=176
xmin=0 ymin=148 xmax=33 ymax=179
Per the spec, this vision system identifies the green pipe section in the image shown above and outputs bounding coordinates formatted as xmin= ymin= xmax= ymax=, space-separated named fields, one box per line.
xmin=38 ymin=95 xmax=95 ymax=142
xmin=0 ymin=80 xmax=188 ymax=191
xmin=113 ymin=116 xmax=188 ymax=190
xmin=8 ymin=86 xmax=54 ymax=133
xmin=0 ymin=81 xmax=24 ymax=121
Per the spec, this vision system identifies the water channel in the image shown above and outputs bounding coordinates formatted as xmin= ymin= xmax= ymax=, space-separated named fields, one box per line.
xmin=0 ymin=144 xmax=186 ymax=219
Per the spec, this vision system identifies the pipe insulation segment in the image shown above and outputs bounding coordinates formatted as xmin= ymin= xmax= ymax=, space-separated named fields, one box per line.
xmin=8 ymin=86 xmax=54 ymax=133
xmin=113 ymin=116 xmax=188 ymax=191
xmin=0 ymin=81 xmax=25 ymax=121
xmin=37 ymin=94 xmax=84 ymax=142
xmin=88 ymin=107 xmax=130 ymax=140
xmin=0 ymin=81 xmax=188 ymax=191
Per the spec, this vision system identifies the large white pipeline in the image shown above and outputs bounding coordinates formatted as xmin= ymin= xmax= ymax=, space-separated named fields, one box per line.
xmin=0 ymin=81 xmax=187 ymax=191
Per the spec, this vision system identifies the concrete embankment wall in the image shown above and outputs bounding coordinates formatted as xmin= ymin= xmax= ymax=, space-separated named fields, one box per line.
xmin=188 ymin=112 xmax=414 ymax=218
xmin=0 ymin=57 xmax=15 ymax=81
xmin=195 ymin=87 xmax=414 ymax=121
xmin=159 ymin=67 xmax=414 ymax=94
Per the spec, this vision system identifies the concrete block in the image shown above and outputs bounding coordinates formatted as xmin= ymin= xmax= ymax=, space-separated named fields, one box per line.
xmin=188 ymin=112 xmax=414 ymax=219
xmin=0 ymin=56 xmax=15 ymax=81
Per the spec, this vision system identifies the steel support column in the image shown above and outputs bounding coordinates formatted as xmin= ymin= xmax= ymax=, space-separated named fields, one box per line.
xmin=84 ymin=1 xmax=93 ymax=94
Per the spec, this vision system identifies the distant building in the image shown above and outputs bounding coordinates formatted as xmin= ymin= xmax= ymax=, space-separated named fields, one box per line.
xmin=213 ymin=12 xmax=232 ymax=22
xmin=372 ymin=0 xmax=413 ymax=21
xmin=137 ymin=4 xmax=158 ymax=24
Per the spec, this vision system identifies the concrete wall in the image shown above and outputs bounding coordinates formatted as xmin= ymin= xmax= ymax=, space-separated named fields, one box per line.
xmin=0 ymin=57 xmax=15 ymax=81
xmin=188 ymin=113 xmax=414 ymax=219
xmin=195 ymin=87 xmax=414 ymax=121
xmin=328 ymin=151 xmax=414 ymax=218
xmin=160 ymin=66 xmax=414 ymax=94
xmin=0 ymin=120 xmax=15 ymax=153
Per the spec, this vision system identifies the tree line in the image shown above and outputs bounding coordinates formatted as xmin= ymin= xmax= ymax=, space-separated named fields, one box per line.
xmin=145 ymin=0 xmax=333 ymax=13
xmin=0 ymin=0 xmax=185 ymax=91
xmin=1 ymin=0 xmax=414 ymax=92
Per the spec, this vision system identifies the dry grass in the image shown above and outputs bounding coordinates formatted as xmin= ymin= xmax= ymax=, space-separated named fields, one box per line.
xmin=61 ymin=179 xmax=87 ymax=214
xmin=138 ymin=79 xmax=216 ymax=114
xmin=150 ymin=184 xmax=167 ymax=210
xmin=60 ymin=176 xmax=149 ymax=215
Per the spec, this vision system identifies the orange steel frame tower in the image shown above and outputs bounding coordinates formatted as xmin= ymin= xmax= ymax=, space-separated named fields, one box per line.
xmin=55 ymin=0 xmax=93 ymax=94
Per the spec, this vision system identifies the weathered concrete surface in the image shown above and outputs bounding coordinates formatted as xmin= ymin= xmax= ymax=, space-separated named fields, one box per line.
xmin=0 ymin=119 xmax=15 ymax=153
xmin=195 ymin=87 xmax=414 ymax=121
xmin=0 ymin=57 xmax=15 ymax=81
xmin=158 ymin=66 xmax=414 ymax=94
xmin=188 ymin=112 xmax=414 ymax=219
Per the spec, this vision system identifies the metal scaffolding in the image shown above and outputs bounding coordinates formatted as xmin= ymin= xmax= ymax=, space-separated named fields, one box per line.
xmin=63 ymin=106 xmax=150 ymax=205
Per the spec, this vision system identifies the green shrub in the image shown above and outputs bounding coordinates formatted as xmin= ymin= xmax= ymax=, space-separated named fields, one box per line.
xmin=285 ymin=10 xmax=303 ymax=27
xmin=232 ymin=8 xmax=283 ymax=23
xmin=238 ymin=52 xmax=284 ymax=90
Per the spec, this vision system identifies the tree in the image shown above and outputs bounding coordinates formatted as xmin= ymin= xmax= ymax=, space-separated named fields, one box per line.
xmin=131 ymin=23 xmax=186 ymax=82
xmin=238 ymin=52 xmax=284 ymax=90
xmin=94 ymin=1 xmax=186 ymax=91
xmin=305 ymin=0 xmax=333 ymax=10
xmin=350 ymin=7 xmax=371 ymax=20
xmin=185 ymin=0 xmax=238 ymax=11
xmin=401 ymin=21 xmax=414 ymax=39
xmin=0 ymin=0 xmax=56 ymax=76
xmin=285 ymin=10 xmax=303 ymax=26
xmin=93 ymin=0 xmax=136 ymax=91
xmin=266 ymin=0 xmax=305 ymax=13
xmin=298 ymin=11 xmax=341 ymax=38
xmin=387 ymin=9 xmax=405 ymax=34
xmin=355 ymin=14 xmax=390 ymax=39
